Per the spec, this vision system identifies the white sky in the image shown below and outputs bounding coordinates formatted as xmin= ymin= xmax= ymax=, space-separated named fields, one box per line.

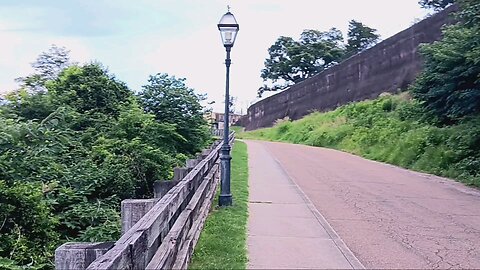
xmin=0 ymin=0 xmax=430 ymax=113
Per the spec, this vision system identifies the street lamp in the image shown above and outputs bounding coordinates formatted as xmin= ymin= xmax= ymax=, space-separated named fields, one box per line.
xmin=218 ymin=8 xmax=239 ymax=207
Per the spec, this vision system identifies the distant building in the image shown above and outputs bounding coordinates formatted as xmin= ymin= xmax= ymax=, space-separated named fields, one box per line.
xmin=205 ymin=112 xmax=244 ymax=130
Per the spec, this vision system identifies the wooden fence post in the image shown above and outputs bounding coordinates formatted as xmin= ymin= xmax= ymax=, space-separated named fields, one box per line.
xmin=55 ymin=242 xmax=114 ymax=270
xmin=153 ymin=180 xmax=180 ymax=199
xmin=173 ymin=167 xmax=188 ymax=181
xmin=121 ymin=199 xmax=158 ymax=234
xmin=201 ymin=149 xmax=211 ymax=159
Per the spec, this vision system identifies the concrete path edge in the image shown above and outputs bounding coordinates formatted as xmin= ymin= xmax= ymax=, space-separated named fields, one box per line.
xmin=264 ymin=145 xmax=365 ymax=270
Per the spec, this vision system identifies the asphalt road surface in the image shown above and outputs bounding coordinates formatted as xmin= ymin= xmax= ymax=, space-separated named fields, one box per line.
xmin=246 ymin=140 xmax=480 ymax=269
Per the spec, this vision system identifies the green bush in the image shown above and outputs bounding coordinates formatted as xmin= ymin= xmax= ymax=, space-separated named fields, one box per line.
xmin=0 ymin=181 xmax=59 ymax=268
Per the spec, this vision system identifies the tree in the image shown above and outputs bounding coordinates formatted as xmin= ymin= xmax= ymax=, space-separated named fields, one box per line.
xmin=411 ymin=0 xmax=480 ymax=123
xmin=419 ymin=0 xmax=455 ymax=10
xmin=345 ymin=20 xmax=380 ymax=57
xmin=48 ymin=63 xmax=131 ymax=117
xmin=258 ymin=28 xmax=345 ymax=97
xmin=16 ymin=45 xmax=73 ymax=93
xmin=2 ymin=88 xmax=56 ymax=121
xmin=138 ymin=73 xmax=210 ymax=155
xmin=3 ymin=63 xmax=133 ymax=130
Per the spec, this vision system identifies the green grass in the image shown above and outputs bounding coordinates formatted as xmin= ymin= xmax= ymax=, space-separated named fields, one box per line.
xmin=189 ymin=140 xmax=249 ymax=269
xmin=230 ymin=126 xmax=244 ymax=134
xmin=239 ymin=93 xmax=480 ymax=187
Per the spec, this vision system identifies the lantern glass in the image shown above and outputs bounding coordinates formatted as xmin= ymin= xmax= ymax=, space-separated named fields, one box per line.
xmin=218 ymin=12 xmax=239 ymax=47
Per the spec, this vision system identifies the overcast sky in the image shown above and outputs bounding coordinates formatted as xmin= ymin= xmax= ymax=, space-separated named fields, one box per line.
xmin=0 ymin=0 xmax=430 ymax=113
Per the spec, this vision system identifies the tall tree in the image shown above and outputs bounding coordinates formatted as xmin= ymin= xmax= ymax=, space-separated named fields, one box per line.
xmin=48 ymin=63 xmax=131 ymax=117
xmin=16 ymin=45 xmax=73 ymax=92
xmin=345 ymin=20 xmax=380 ymax=57
xmin=258 ymin=28 xmax=345 ymax=97
xmin=419 ymin=0 xmax=455 ymax=10
xmin=138 ymin=73 xmax=210 ymax=154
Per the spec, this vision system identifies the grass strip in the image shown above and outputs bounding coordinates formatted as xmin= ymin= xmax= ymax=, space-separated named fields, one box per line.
xmin=189 ymin=140 xmax=249 ymax=269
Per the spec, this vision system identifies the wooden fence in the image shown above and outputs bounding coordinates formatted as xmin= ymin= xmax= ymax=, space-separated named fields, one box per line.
xmin=211 ymin=128 xmax=224 ymax=137
xmin=55 ymin=132 xmax=235 ymax=269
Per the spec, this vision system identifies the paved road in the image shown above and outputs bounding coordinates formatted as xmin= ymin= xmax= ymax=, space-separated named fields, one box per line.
xmin=246 ymin=140 xmax=480 ymax=269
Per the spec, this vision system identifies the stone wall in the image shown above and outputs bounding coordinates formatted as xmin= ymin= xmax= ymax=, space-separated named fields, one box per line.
xmin=245 ymin=6 xmax=457 ymax=130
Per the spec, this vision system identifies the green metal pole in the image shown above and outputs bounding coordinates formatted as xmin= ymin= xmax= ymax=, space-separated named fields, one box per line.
xmin=219 ymin=45 xmax=233 ymax=206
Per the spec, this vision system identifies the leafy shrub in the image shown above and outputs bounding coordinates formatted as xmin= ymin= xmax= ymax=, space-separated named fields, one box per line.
xmin=0 ymin=181 xmax=59 ymax=268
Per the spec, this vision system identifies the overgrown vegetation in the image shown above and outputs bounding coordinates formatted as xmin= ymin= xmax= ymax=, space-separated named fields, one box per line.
xmin=412 ymin=0 xmax=480 ymax=124
xmin=190 ymin=141 xmax=249 ymax=270
xmin=0 ymin=48 xmax=210 ymax=269
xmin=239 ymin=94 xmax=480 ymax=186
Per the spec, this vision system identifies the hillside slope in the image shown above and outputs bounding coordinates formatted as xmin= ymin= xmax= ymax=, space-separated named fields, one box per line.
xmin=240 ymin=94 xmax=480 ymax=187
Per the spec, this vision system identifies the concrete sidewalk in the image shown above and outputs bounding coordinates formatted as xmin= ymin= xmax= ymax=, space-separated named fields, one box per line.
xmin=246 ymin=140 xmax=363 ymax=269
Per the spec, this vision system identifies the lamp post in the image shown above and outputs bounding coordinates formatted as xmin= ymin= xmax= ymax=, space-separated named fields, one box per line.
xmin=217 ymin=8 xmax=239 ymax=207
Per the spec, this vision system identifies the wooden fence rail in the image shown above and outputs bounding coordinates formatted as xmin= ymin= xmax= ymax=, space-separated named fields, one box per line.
xmin=55 ymin=132 xmax=235 ymax=270
xmin=211 ymin=128 xmax=224 ymax=137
